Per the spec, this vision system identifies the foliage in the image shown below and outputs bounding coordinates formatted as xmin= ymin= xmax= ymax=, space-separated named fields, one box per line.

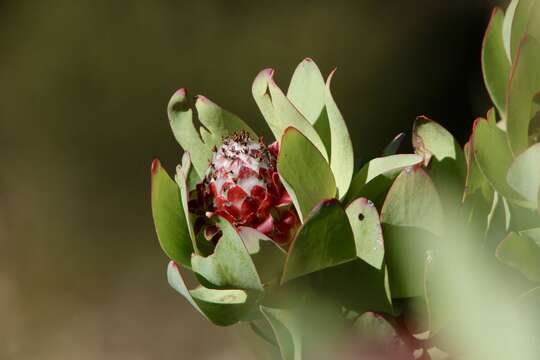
xmin=151 ymin=1 xmax=540 ymax=358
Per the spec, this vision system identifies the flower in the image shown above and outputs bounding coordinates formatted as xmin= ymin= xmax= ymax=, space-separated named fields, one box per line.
xmin=190 ymin=131 xmax=298 ymax=244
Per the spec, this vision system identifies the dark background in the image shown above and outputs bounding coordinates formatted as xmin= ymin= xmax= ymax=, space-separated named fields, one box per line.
xmin=0 ymin=0 xmax=503 ymax=358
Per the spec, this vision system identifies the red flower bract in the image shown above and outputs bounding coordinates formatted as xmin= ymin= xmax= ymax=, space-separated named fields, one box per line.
xmin=191 ymin=131 xmax=298 ymax=244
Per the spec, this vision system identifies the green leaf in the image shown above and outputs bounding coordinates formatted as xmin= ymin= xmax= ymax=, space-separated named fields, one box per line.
xmin=507 ymin=36 xmax=540 ymax=154
xmin=522 ymin=228 xmax=540 ymax=244
xmin=252 ymin=69 xmax=328 ymax=159
xmin=167 ymin=261 xmax=253 ymax=326
xmin=260 ymin=306 xmax=302 ymax=360
xmin=281 ymin=199 xmax=356 ymax=283
xmin=353 ymin=311 xmax=397 ymax=340
xmin=344 ymin=154 xmax=423 ymax=205
xmin=381 ymin=167 xmax=443 ymax=235
xmin=195 ymin=94 xmax=257 ymax=149
xmin=151 ymin=159 xmax=194 ymax=268
xmin=503 ymin=0 xmax=519 ymax=61
xmin=424 ymin=251 xmax=452 ymax=335
xmin=473 ymin=118 xmax=524 ymax=202
xmin=510 ymin=0 xmax=540 ymax=59
xmin=412 ymin=116 xmax=465 ymax=173
xmin=482 ymin=7 xmax=511 ymax=115
xmin=496 ymin=232 xmax=540 ymax=282
xmin=238 ymin=227 xmax=287 ymax=286
xmin=382 ymin=133 xmax=405 ymax=156
xmin=507 ymin=143 xmax=540 ymax=208
xmin=191 ymin=216 xmax=263 ymax=291
xmin=345 ymin=198 xmax=384 ymax=269
xmin=175 ymin=153 xmax=199 ymax=253
xmin=325 ymin=70 xmax=354 ymax=198
xmin=463 ymin=125 xmax=493 ymax=202
xmin=287 ymin=58 xmax=326 ymax=124
xmin=167 ymin=89 xmax=212 ymax=177
xmin=381 ymin=167 xmax=444 ymax=297
xmin=312 ymin=260 xmax=393 ymax=314
xmin=277 ymin=127 xmax=336 ymax=222
xmin=167 ymin=89 xmax=255 ymax=177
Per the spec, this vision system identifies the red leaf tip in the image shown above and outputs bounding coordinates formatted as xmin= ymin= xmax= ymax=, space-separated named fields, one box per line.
xmin=151 ymin=159 xmax=161 ymax=175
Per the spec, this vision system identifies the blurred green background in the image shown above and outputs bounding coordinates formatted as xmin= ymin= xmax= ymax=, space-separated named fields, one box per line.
xmin=0 ymin=0 xmax=504 ymax=358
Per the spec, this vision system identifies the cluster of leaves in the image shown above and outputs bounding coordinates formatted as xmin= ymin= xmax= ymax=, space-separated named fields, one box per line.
xmin=150 ymin=1 xmax=540 ymax=358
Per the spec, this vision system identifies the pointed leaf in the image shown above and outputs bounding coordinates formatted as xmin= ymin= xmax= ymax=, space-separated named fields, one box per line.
xmin=151 ymin=159 xmax=193 ymax=268
xmin=167 ymin=89 xmax=212 ymax=177
xmin=463 ymin=121 xmax=493 ymax=202
xmin=287 ymin=58 xmax=326 ymax=124
xmin=346 ymin=198 xmax=384 ymax=269
xmin=191 ymin=217 xmax=263 ymax=291
xmin=381 ymin=167 xmax=444 ymax=297
xmin=507 ymin=143 xmax=540 ymax=208
xmin=344 ymin=154 xmax=423 ymax=205
xmin=260 ymin=306 xmax=302 ymax=360
xmin=497 ymin=232 xmax=540 ymax=282
xmin=278 ymin=127 xmax=336 ymax=222
xmin=252 ymin=69 xmax=328 ymax=158
xmin=503 ymin=0 xmax=519 ymax=60
xmin=325 ymin=70 xmax=354 ymax=198
xmin=412 ymin=116 xmax=465 ymax=173
xmin=473 ymin=118 xmax=524 ymax=202
xmin=510 ymin=0 xmax=540 ymax=59
xmin=281 ymin=199 xmax=356 ymax=283
xmin=382 ymin=132 xmax=405 ymax=156
xmin=482 ymin=8 xmax=511 ymax=115
xmin=167 ymin=261 xmax=253 ymax=326
xmin=507 ymin=36 xmax=540 ymax=154
xmin=168 ymin=89 xmax=255 ymax=176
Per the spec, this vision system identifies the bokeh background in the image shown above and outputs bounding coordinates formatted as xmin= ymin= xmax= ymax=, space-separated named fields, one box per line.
xmin=0 ymin=0 xmax=506 ymax=358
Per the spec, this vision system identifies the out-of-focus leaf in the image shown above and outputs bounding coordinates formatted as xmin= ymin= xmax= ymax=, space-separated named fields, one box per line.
xmin=344 ymin=154 xmax=423 ymax=205
xmin=382 ymin=132 xmax=405 ymax=156
xmin=191 ymin=217 xmax=263 ymax=291
xmin=252 ymin=69 xmax=328 ymax=159
xmin=482 ymin=8 xmax=511 ymax=115
xmin=281 ymin=200 xmax=356 ymax=283
xmin=522 ymin=228 xmax=540 ymax=244
xmin=510 ymin=0 xmax=540 ymax=59
xmin=325 ymin=70 xmax=354 ymax=198
xmin=412 ymin=116 xmax=465 ymax=174
xmin=312 ymin=259 xmax=393 ymax=314
xmin=345 ymin=198 xmax=384 ymax=269
xmin=503 ymin=0 xmax=519 ymax=60
xmin=260 ymin=306 xmax=301 ymax=360
xmin=167 ymin=261 xmax=253 ymax=326
xmin=473 ymin=118 xmax=524 ymax=203
xmin=353 ymin=311 xmax=397 ymax=340
xmin=497 ymin=232 xmax=540 ymax=282
xmin=151 ymin=159 xmax=194 ymax=268
xmin=277 ymin=127 xmax=336 ymax=222
xmin=507 ymin=37 xmax=540 ymax=154
xmin=167 ymin=89 xmax=255 ymax=176
xmin=239 ymin=227 xmax=287 ymax=286
xmin=287 ymin=58 xmax=325 ymax=125
xmin=381 ymin=167 xmax=443 ymax=297
xmin=424 ymin=251 xmax=452 ymax=335
xmin=463 ymin=124 xmax=493 ymax=202
xmin=507 ymin=143 xmax=540 ymax=208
